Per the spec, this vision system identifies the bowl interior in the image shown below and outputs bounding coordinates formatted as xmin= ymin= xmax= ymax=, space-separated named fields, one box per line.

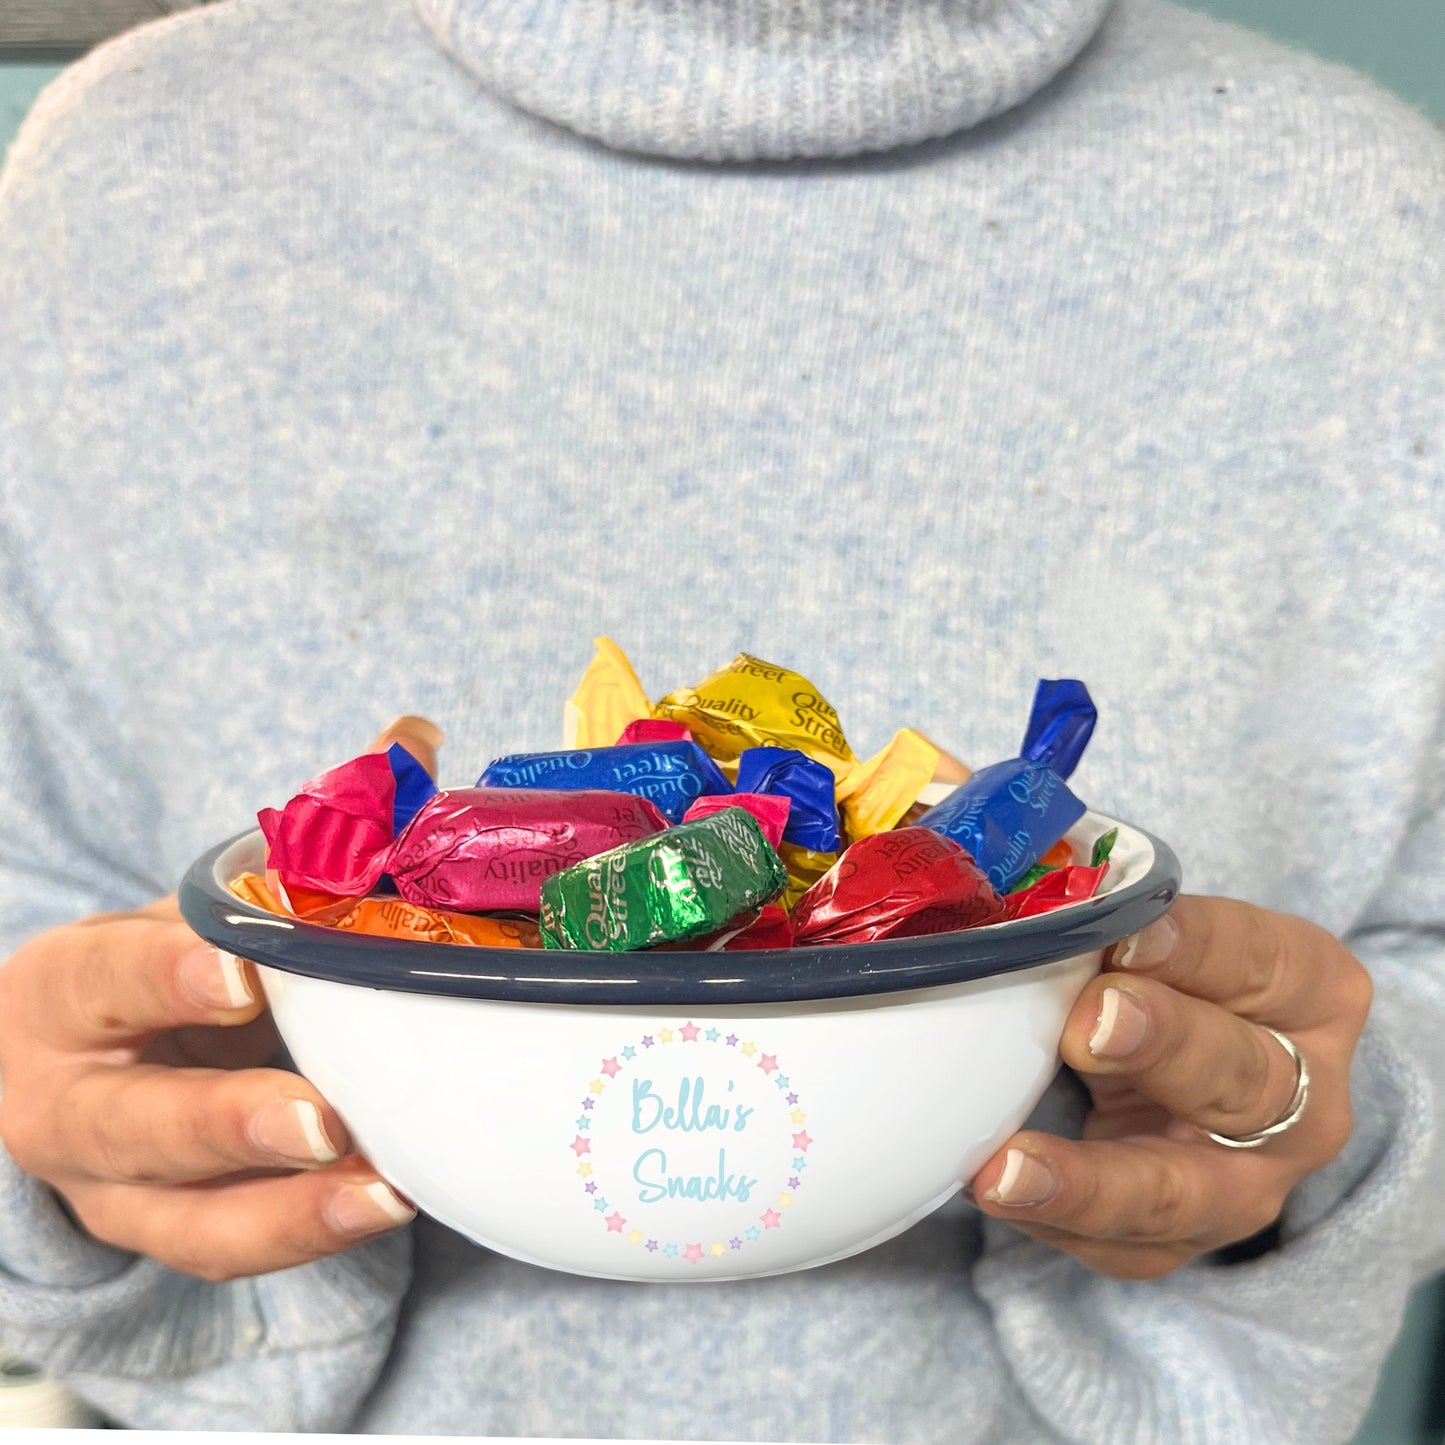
xmin=209 ymin=790 xmax=1148 ymax=916
xmin=179 ymin=791 xmax=1180 ymax=1006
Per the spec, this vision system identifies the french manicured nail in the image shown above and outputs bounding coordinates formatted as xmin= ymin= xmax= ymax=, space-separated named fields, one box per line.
xmin=984 ymin=1149 xmax=1057 ymax=1207
xmin=1089 ymin=986 xmax=1149 ymax=1058
xmin=179 ymin=946 xmax=254 ymax=1010
xmin=249 ymin=1099 xmax=339 ymax=1166
xmin=327 ymin=1182 xmax=416 ymax=1236
xmin=1113 ymin=915 xmax=1178 ymax=969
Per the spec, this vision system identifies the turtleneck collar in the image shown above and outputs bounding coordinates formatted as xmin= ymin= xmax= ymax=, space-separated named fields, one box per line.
xmin=412 ymin=0 xmax=1114 ymax=161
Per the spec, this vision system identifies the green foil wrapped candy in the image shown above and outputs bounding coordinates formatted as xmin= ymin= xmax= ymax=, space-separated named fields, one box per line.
xmin=539 ymin=806 xmax=788 ymax=952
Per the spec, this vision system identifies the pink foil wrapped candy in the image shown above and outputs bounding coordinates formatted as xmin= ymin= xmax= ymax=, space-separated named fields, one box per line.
xmin=615 ymin=718 xmax=694 ymax=746
xmin=257 ymin=752 xmax=398 ymax=898
xmin=388 ymin=787 xmax=669 ymax=912
xmin=680 ymin=793 xmax=792 ymax=851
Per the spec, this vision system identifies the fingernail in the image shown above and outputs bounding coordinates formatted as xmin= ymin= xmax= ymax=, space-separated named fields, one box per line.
xmin=178 ymin=946 xmax=254 ymax=1010
xmin=984 ymin=1149 xmax=1057 ymax=1207
xmin=1113 ymin=915 xmax=1178 ymax=970
xmin=326 ymin=1181 xmax=416 ymax=1236
xmin=1089 ymin=987 xmax=1150 ymax=1058
xmin=387 ymin=714 xmax=443 ymax=747
xmin=249 ymin=1099 xmax=339 ymax=1166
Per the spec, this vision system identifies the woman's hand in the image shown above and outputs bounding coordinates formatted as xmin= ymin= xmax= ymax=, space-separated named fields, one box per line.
xmin=967 ymin=896 xmax=1373 ymax=1279
xmin=0 ymin=716 xmax=441 ymax=1282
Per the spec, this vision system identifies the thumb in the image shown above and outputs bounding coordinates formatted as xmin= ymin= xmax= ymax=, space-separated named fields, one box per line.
xmin=369 ymin=715 xmax=444 ymax=780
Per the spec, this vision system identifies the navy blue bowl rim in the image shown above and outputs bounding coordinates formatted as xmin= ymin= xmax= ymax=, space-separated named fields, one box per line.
xmin=178 ymin=821 xmax=1181 ymax=1006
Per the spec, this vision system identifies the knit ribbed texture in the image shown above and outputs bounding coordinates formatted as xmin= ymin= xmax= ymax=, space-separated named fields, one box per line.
xmin=0 ymin=0 xmax=1442 ymax=1438
xmin=413 ymin=0 xmax=1115 ymax=159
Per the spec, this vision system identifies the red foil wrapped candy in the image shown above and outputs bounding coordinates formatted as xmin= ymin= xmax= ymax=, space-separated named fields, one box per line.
xmin=1003 ymin=862 xmax=1109 ymax=920
xmin=791 ymin=827 xmax=1007 ymax=947
xmin=675 ymin=903 xmax=796 ymax=952
xmin=723 ymin=903 xmax=795 ymax=950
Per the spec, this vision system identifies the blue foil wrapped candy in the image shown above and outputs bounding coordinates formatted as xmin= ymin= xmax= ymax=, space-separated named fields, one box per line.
xmin=734 ymin=745 xmax=843 ymax=853
xmin=914 ymin=680 xmax=1096 ymax=893
xmin=477 ymin=741 xmax=732 ymax=825
xmin=1020 ymin=678 xmax=1096 ymax=779
xmin=387 ymin=742 xmax=439 ymax=836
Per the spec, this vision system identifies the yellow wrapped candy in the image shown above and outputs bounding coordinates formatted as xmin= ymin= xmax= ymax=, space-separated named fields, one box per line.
xmin=561 ymin=642 xmax=959 ymax=853
xmin=835 ymin=727 xmax=941 ymax=843
xmin=776 ymin=842 xmax=838 ymax=912
xmin=563 ymin=636 xmax=653 ymax=748
xmin=653 ymin=652 xmax=858 ymax=775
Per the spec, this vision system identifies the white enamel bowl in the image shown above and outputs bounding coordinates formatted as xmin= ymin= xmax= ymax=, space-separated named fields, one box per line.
xmin=180 ymin=795 xmax=1178 ymax=1282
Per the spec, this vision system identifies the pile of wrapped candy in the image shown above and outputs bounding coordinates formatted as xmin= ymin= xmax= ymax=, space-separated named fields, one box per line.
xmin=235 ymin=641 xmax=1118 ymax=953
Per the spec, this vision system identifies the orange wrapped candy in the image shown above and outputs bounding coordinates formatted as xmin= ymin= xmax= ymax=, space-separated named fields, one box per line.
xmin=329 ymin=897 xmax=542 ymax=948
xmin=229 ymin=872 xmax=540 ymax=948
xmin=267 ymin=877 xmax=356 ymax=923
xmin=229 ymin=871 xmax=289 ymax=915
xmin=232 ymin=870 xmax=354 ymax=924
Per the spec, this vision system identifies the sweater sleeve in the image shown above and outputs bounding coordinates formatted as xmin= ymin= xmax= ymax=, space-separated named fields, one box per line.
xmin=971 ymin=724 xmax=1445 ymax=1445
xmin=0 ymin=51 xmax=411 ymax=1433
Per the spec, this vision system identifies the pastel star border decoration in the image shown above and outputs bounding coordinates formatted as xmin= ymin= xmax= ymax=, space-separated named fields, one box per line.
xmin=570 ymin=1022 xmax=809 ymax=1264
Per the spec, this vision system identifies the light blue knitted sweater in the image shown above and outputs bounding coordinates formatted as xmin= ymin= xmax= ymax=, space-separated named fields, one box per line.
xmin=1 ymin=0 xmax=1442 ymax=1438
